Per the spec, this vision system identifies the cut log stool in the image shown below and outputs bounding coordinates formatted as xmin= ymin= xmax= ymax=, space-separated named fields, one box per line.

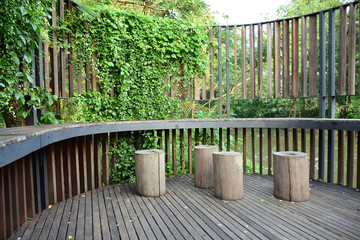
xmin=135 ymin=149 xmax=165 ymax=197
xmin=273 ymin=151 xmax=310 ymax=202
xmin=194 ymin=145 xmax=219 ymax=188
xmin=213 ymin=152 xmax=243 ymax=200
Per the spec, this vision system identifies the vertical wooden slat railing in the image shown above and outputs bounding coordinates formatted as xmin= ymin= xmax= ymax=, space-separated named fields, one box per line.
xmin=283 ymin=20 xmax=290 ymax=98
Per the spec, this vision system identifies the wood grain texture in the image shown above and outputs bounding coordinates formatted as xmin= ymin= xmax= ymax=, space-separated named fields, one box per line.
xmin=338 ymin=6 xmax=347 ymax=95
xmin=188 ymin=129 xmax=193 ymax=174
xmin=234 ymin=27 xmax=238 ymax=99
xmin=194 ymin=145 xmax=218 ymax=188
xmin=59 ymin=0 xmax=66 ymax=98
xmin=346 ymin=131 xmax=354 ymax=187
xmin=47 ymin=145 xmax=57 ymax=204
xmin=274 ymin=21 xmax=281 ymax=98
xmin=348 ymin=3 xmax=356 ymax=95
xmin=338 ymin=130 xmax=344 ymax=185
xmin=51 ymin=1 xmax=58 ymax=96
xmin=250 ymin=24 xmax=255 ymax=99
xmin=309 ymin=15 xmax=317 ymax=97
xmin=210 ymin=27 xmax=214 ymax=99
xmin=301 ymin=16 xmax=307 ymax=97
xmin=102 ymin=133 xmax=109 ymax=186
xmin=172 ymin=129 xmax=177 ymax=173
xmin=292 ymin=18 xmax=299 ymax=97
xmin=258 ymin=24 xmax=263 ymax=98
xmin=267 ymin=23 xmax=272 ymax=98
xmin=282 ymin=20 xmax=290 ymax=98
xmin=241 ymin=25 xmax=247 ymax=99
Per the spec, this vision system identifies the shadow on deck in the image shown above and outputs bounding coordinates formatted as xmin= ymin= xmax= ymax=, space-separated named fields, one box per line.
xmin=9 ymin=174 xmax=360 ymax=240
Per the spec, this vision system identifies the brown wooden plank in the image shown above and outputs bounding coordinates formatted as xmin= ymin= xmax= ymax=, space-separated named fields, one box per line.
xmin=86 ymin=135 xmax=95 ymax=191
xmin=235 ymin=128 xmax=238 ymax=152
xmin=24 ymin=155 xmax=35 ymax=218
xmin=180 ymin=129 xmax=185 ymax=174
xmin=276 ymin=128 xmax=280 ymax=151
xmin=60 ymin=0 xmax=66 ymax=98
xmin=250 ymin=24 xmax=255 ymax=99
xmin=55 ymin=143 xmax=65 ymax=202
xmin=310 ymin=129 xmax=316 ymax=180
xmin=64 ymin=139 xmax=72 ymax=199
xmin=210 ymin=128 xmax=214 ymax=145
xmin=210 ymin=27 xmax=214 ymax=100
xmin=68 ymin=1 xmax=74 ymax=98
xmin=241 ymin=25 xmax=247 ymax=99
xmin=258 ymin=24 xmax=263 ymax=98
xmin=51 ymin=0 xmax=58 ymax=96
xmin=202 ymin=128 xmax=207 ymax=145
xmin=234 ymin=26 xmax=238 ymax=99
xmin=292 ymin=18 xmax=299 ymax=97
xmin=267 ymin=128 xmax=272 ymax=175
xmin=274 ymin=21 xmax=281 ymax=98
xmin=157 ymin=130 xmax=163 ymax=150
xmin=251 ymin=128 xmax=255 ymax=173
xmin=79 ymin=136 xmax=88 ymax=193
xmin=338 ymin=130 xmax=344 ymax=185
xmin=110 ymin=132 xmax=117 ymax=171
xmin=301 ymin=129 xmax=306 ymax=153
xmin=357 ymin=132 xmax=360 ymax=189
xmin=195 ymin=128 xmax=200 ymax=146
xmin=283 ymin=20 xmax=290 ymax=98
xmin=284 ymin=128 xmax=289 ymax=151
xmin=44 ymin=24 xmax=50 ymax=90
xmin=172 ymin=129 xmax=177 ymax=173
xmin=71 ymin=138 xmax=80 ymax=196
xmin=243 ymin=128 xmax=247 ymax=173
xmin=348 ymin=3 xmax=356 ymax=95
xmin=94 ymin=134 xmax=102 ymax=189
xmin=102 ymin=133 xmax=109 ymax=186
xmin=11 ymin=163 xmax=20 ymax=229
xmin=188 ymin=129 xmax=193 ymax=174
xmin=338 ymin=6 xmax=347 ymax=95
xmin=346 ymin=131 xmax=354 ymax=187
xmin=301 ymin=16 xmax=307 ymax=97
xmin=293 ymin=129 xmax=298 ymax=151
xmin=0 ymin=167 xmax=6 ymax=240
xmin=309 ymin=14 xmax=317 ymax=97
xmin=165 ymin=129 xmax=170 ymax=165
xmin=259 ymin=128 xmax=263 ymax=174
xmin=47 ymin=145 xmax=57 ymax=204
xmin=267 ymin=23 xmax=272 ymax=98
xmin=4 ymin=165 xmax=14 ymax=234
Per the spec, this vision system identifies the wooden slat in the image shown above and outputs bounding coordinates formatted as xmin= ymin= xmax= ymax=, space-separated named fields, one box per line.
xmin=51 ymin=1 xmax=58 ymax=96
xmin=11 ymin=163 xmax=20 ymax=228
xmin=94 ymin=134 xmax=102 ymax=189
xmin=79 ymin=136 xmax=88 ymax=193
xmin=102 ymin=133 xmax=109 ymax=186
xmin=267 ymin=23 xmax=272 ymax=98
xmin=274 ymin=21 xmax=281 ymax=98
xmin=241 ymin=25 xmax=247 ymax=99
xmin=195 ymin=128 xmax=200 ymax=146
xmin=309 ymin=14 xmax=317 ymax=97
xmin=338 ymin=130 xmax=344 ymax=185
xmin=180 ymin=129 xmax=185 ymax=174
xmin=4 ymin=165 xmax=14 ymax=234
xmin=234 ymin=27 xmax=238 ymax=99
xmin=243 ymin=128 xmax=247 ymax=173
xmin=210 ymin=128 xmax=214 ymax=145
xmin=251 ymin=128 xmax=255 ymax=173
xmin=86 ymin=135 xmax=95 ymax=191
xmin=235 ymin=128 xmax=238 ymax=152
xmin=165 ymin=129 xmax=170 ymax=165
xmin=0 ymin=168 xmax=6 ymax=240
xmin=293 ymin=129 xmax=298 ymax=151
xmin=283 ymin=20 xmax=290 ymax=98
xmin=310 ymin=129 xmax=316 ymax=180
xmin=219 ymin=128 xmax=223 ymax=151
xmin=284 ymin=128 xmax=289 ymax=151
xmin=188 ymin=129 xmax=192 ymax=174
xmin=64 ymin=140 xmax=72 ymax=199
xmin=259 ymin=128 xmax=263 ymax=174
xmin=258 ymin=24 xmax=263 ymax=98
xmin=348 ymin=3 xmax=356 ymax=95
xmin=250 ymin=24 xmax=255 ymax=99
xmin=357 ymin=132 xmax=360 ymax=189
xmin=209 ymin=28 xmax=214 ymax=99
xmin=110 ymin=133 xmax=117 ymax=171
xmin=68 ymin=1 xmax=74 ymax=98
xmin=172 ymin=129 xmax=177 ymax=173
xmin=54 ymin=143 xmax=65 ymax=202
xmin=47 ymin=145 xmax=57 ymax=204
xmin=338 ymin=6 xmax=347 ymax=95
xmin=71 ymin=138 xmax=80 ymax=196
xmin=267 ymin=128 xmax=272 ymax=175
xmin=157 ymin=130 xmax=163 ymax=150
xmin=301 ymin=16 xmax=307 ymax=97
xmin=44 ymin=25 xmax=50 ymax=90
xmin=60 ymin=0 xmax=66 ymax=98
xmin=276 ymin=128 xmax=280 ymax=151
xmin=347 ymin=131 xmax=354 ymax=187
xmin=292 ymin=18 xmax=299 ymax=97
xmin=202 ymin=128 xmax=207 ymax=145
xmin=301 ymin=129 xmax=306 ymax=153
xmin=24 ymin=155 xmax=35 ymax=218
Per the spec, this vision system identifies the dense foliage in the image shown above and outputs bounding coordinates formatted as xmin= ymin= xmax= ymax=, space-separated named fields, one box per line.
xmin=0 ymin=0 xmax=57 ymax=127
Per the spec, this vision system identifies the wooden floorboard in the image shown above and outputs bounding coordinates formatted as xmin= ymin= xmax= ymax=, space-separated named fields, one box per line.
xmin=10 ymin=174 xmax=360 ymax=240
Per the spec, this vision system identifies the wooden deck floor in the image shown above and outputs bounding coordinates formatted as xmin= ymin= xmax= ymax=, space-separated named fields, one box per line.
xmin=9 ymin=174 xmax=360 ymax=240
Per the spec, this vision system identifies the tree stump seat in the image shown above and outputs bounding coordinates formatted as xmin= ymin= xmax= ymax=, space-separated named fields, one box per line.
xmin=213 ymin=152 xmax=243 ymax=200
xmin=194 ymin=145 xmax=219 ymax=188
xmin=273 ymin=151 xmax=310 ymax=202
xmin=135 ymin=149 xmax=166 ymax=197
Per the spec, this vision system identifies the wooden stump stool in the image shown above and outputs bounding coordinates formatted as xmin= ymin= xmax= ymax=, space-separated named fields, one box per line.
xmin=213 ymin=152 xmax=243 ymax=200
xmin=194 ymin=145 xmax=219 ymax=188
xmin=273 ymin=151 xmax=310 ymax=202
xmin=135 ymin=149 xmax=165 ymax=197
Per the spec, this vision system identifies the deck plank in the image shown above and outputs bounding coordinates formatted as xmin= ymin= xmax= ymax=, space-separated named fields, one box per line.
xmin=10 ymin=174 xmax=360 ymax=240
